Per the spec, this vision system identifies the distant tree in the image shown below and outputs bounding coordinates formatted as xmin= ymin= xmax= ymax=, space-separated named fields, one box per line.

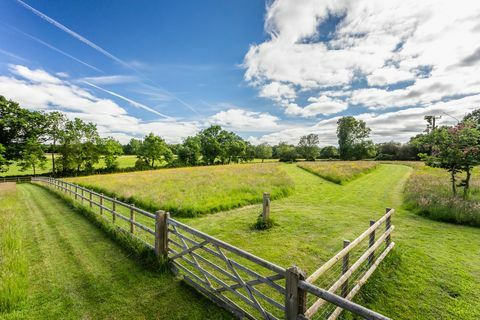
xmin=18 ymin=137 xmax=46 ymax=176
xmin=255 ymin=143 xmax=273 ymax=162
xmin=220 ymin=131 xmax=246 ymax=164
xmin=276 ymin=142 xmax=298 ymax=162
xmin=198 ymin=125 xmax=223 ymax=165
xmin=337 ymin=116 xmax=374 ymax=160
xmin=178 ymin=136 xmax=201 ymax=166
xmin=319 ymin=146 xmax=339 ymax=159
xmin=243 ymin=142 xmax=256 ymax=162
xmin=124 ymin=138 xmax=142 ymax=155
xmin=463 ymin=109 xmax=480 ymax=127
xmin=80 ymin=122 xmax=101 ymax=173
xmin=376 ymin=141 xmax=418 ymax=160
xmin=138 ymin=133 xmax=173 ymax=167
xmin=101 ymin=137 xmax=123 ymax=170
xmin=297 ymin=134 xmax=320 ymax=161
xmin=46 ymin=111 xmax=67 ymax=176
xmin=0 ymin=143 xmax=8 ymax=173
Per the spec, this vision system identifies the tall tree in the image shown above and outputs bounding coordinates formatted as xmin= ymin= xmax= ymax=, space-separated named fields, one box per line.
xmin=198 ymin=125 xmax=223 ymax=165
xmin=46 ymin=111 xmax=67 ymax=176
xmin=276 ymin=142 xmax=298 ymax=162
xmin=297 ymin=134 xmax=320 ymax=161
xmin=319 ymin=146 xmax=339 ymax=159
xmin=101 ymin=137 xmax=124 ymax=170
xmin=124 ymin=138 xmax=142 ymax=155
xmin=18 ymin=137 xmax=47 ymax=176
xmin=138 ymin=133 xmax=173 ymax=167
xmin=178 ymin=136 xmax=201 ymax=166
xmin=255 ymin=143 xmax=273 ymax=162
xmin=336 ymin=116 xmax=374 ymax=160
xmin=0 ymin=143 xmax=8 ymax=173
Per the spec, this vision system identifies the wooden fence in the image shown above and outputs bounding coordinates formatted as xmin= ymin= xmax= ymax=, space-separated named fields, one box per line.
xmin=0 ymin=176 xmax=32 ymax=183
xmin=33 ymin=176 xmax=394 ymax=320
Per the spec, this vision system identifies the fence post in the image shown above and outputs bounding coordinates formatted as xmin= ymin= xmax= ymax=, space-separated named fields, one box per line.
xmin=368 ymin=220 xmax=376 ymax=266
xmin=89 ymin=192 xmax=92 ymax=208
xmin=385 ymin=208 xmax=391 ymax=246
xmin=75 ymin=186 xmax=78 ymax=200
xmin=262 ymin=192 xmax=270 ymax=223
xmin=130 ymin=205 xmax=136 ymax=234
xmin=112 ymin=197 xmax=116 ymax=224
xmin=285 ymin=265 xmax=307 ymax=320
xmin=100 ymin=194 xmax=104 ymax=215
xmin=341 ymin=240 xmax=351 ymax=297
xmin=81 ymin=188 xmax=84 ymax=205
xmin=155 ymin=211 xmax=169 ymax=258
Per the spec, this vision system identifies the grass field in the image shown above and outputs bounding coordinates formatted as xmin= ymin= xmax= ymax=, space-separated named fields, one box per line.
xmin=179 ymin=164 xmax=480 ymax=319
xmin=404 ymin=165 xmax=480 ymax=227
xmin=0 ymin=183 xmax=230 ymax=319
xmin=68 ymin=163 xmax=294 ymax=217
xmin=297 ymin=161 xmax=379 ymax=184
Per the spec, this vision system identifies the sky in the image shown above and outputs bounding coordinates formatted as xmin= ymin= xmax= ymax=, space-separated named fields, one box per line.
xmin=1 ymin=0 xmax=480 ymax=146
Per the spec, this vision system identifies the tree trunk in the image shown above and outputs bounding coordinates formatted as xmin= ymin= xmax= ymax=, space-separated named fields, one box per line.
xmin=464 ymin=168 xmax=471 ymax=198
xmin=33 ymin=164 xmax=36 ymax=177
xmin=262 ymin=158 xmax=264 ymax=163
xmin=451 ymin=171 xmax=457 ymax=195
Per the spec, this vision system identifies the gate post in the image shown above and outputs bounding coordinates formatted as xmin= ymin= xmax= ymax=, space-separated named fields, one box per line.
xmin=286 ymin=265 xmax=307 ymax=320
xmin=155 ymin=211 xmax=170 ymax=259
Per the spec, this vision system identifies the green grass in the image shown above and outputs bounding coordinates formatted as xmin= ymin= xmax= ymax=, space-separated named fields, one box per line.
xmin=68 ymin=163 xmax=294 ymax=217
xmin=0 ymin=183 xmax=230 ymax=319
xmin=297 ymin=161 xmax=379 ymax=184
xmin=0 ymin=184 xmax=28 ymax=313
xmin=404 ymin=165 xmax=480 ymax=227
xmin=178 ymin=163 xmax=480 ymax=319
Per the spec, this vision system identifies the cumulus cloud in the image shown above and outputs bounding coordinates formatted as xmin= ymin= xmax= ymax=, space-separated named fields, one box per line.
xmin=0 ymin=65 xmax=199 ymax=144
xmin=244 ymin=0 xmax=480 ymax=115
xmin=210 ymin=108 xmax=282 ymax=132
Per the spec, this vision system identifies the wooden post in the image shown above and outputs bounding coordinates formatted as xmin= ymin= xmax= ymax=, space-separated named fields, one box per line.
xmin=155 ymin=211 xmax=169 ymax=258
xmin=368 ymin=220 xmax=376 ymax=266
xmin=89 ymin=192 xmax=92 ymax=208
xmin=130 ymin=205 xmax=135 ymax=234
xmin=100 ymin=194 xmax=104 ymax=215
xmin=112 ymin=198 xmax=116 ymax=224
xmin=81 ymin=188 xmax=84 ymax=205
xmin=385 ymin=208 xmax=391 ymax=246
xmin=285 ymin=265 xmax=307 ymax=320
xmin=75 ymin=186 xmax=78 ymax=200
xmin=341 ymin=240 xmax=351 ymax=297
xmin=262 ymin=192 xmax=270 ymax=223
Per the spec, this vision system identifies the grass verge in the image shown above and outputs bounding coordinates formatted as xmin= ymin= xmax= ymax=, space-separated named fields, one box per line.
xmin=297 ymin=161 xmax=379 ymax=184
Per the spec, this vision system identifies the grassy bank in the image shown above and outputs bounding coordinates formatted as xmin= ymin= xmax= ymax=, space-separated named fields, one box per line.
xmin=0 ymin=183 xmax=28 ymax=313
xmin=0 ymin=183 xmax=230 ymax=319
xmin=404 ymin=166 xmax=480 ymax=227
xmin=68 ymin=163 xmax=294 ymax=217
xmin=297 ymin=161 xmax=379 ymax=184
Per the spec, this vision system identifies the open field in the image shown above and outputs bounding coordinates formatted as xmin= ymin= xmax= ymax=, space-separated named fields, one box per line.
xmin=297 ymin=161 xmax=379 ymax=184
xmin=404 ymin=165 xmax=480 ymax=227
xmin=0 ymin=183 xmax=229 ymax=319
xmin=179 ymin=164 xmax=480 ymax=319
xmin=68 ymin=163 xmax=294 ymax=217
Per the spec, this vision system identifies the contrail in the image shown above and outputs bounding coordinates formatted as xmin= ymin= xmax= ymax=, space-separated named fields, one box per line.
xmin=4 ymin=24 xmax=103 ymax=73
xmin=0 ymin=48 xmax=28 ymax=62
xmin=82 ymin=81 xmax=172 ymax=119
xmin=16 ymin=0 xmax=202 ymax=116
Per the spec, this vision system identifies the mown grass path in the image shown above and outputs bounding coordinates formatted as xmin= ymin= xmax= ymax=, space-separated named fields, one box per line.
xmin=0 ymin=184 xmax=230 ymax=320
xmin=184 ymin=164 xmax=480 ymax=319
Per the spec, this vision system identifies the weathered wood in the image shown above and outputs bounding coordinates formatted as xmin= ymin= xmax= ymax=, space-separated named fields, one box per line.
xmin=262 ymin=192 xmax=270 ymax=222
xmin=81 ymin=188 xmax=84 ymax=204
xmin=112 ymin=197 xmax=117 ymax=224
xmin=307 ymin=208 xmax=395 ymax=283
xmin=155 ymin=211 xmax=169 ymax=258
xmin=368 ymin=220 xmax=376 ymax=266
xmin=385 ymin=208 xmax=391 ymax=246
xmin=341 ymin=240 xmax=350 ymax=297
xmin=286 ymin=266 xmax=307 ymax=320
xmin=100 ymin=194 xmax=104 ymax=215
xmin=130 ymin=205 xmax=135 ymax=233
xmin=89 ymin=192 xmax=93 ymax=208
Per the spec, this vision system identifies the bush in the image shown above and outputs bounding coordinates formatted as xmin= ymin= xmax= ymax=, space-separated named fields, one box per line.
xmin=252 ymin=213 xmax=275 ymax=230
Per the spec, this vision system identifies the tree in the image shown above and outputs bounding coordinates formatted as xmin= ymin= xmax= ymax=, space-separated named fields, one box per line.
xmin=0 ymin=143 xmax=8 ymax=173
xmin=276 ymin=142 xmax=298 ymax=162
xmin=46 ymin=112 xmax=67 ymax=176
xmin=319 ymin=146 xmax=339 ymax=159
xmin=297 ymin=134 xmax=320 ymax=161
xmin=419 ymin=121 xmax=480 ymax=197
xmin=178 ymin=136 xmax=201 ymax=166
xmin=198 ymin=125 xmax=223 ymax=165
xmin=124 ymin=138 xmax=142 ymax=155
xmin=138 ymin=133 xmax=173 ymax=167
xmin=101 ymin=137 xmax=123 ymax=170
xmin=219 ymin=131 xmax=246 ymax=164
xmin=255 ymin=143 xmax=273 ymax=162
xmin=337 ymin=116 xmax=374 ymax=160
xmin=18 ymin=137 xmax=47 ymax=176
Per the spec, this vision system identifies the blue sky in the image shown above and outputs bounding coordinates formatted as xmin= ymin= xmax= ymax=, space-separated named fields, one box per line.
xmin=1 ymin=0 xmax=480 ymax=145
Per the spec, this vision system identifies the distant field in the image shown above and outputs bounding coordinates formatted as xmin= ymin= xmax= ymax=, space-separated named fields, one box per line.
xmin=297 ymin=161 xmax=379 ymax=184
xmin=68 ymin=163 xmax=294 ymax=217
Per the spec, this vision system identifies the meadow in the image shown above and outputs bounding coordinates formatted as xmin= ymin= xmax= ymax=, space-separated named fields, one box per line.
xmin=404 ymin=165 xmax=480 ymax=227
xmin=296 ymin=161 xmax=379 ymax=184
xmin=68 ymin=163 xmax=294 ymax=217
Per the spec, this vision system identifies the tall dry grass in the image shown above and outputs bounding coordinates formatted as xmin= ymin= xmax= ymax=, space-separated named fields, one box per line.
xmin=297 ymin=161 xmax=379 ymax=184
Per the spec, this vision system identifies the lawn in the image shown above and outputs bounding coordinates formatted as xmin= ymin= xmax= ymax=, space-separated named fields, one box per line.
xmin=68 ymin=163 xmax=294 ymax=217
xmin=404 ymin=165 xmax=480 ymax=227
xmin=0 ymin=183 xmax=230 ymax=319
xmin=297 ymin=160 xmax=379 ymax=184
xmin=179 ymin=164 xmax=480 ymax=319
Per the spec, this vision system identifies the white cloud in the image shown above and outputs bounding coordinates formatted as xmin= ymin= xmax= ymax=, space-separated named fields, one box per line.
xmin=285 ymin=95 xmax=348 ymax=117
xmin=10 ymin=64 xmax=62 ymax=84
xmin=210 ymin=108 xmax=282 ymax=132
xmin=244 ymin=0 xmax=480 ymax=116
xmin=258 ymin=81 xmax=296 ymax=103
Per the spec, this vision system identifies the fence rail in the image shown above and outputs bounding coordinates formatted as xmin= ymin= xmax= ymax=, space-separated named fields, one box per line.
xmin=0 ymin=176 xmax=32 ymax=183
xmin=33 ymin=176 xmax=394 ymax=320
